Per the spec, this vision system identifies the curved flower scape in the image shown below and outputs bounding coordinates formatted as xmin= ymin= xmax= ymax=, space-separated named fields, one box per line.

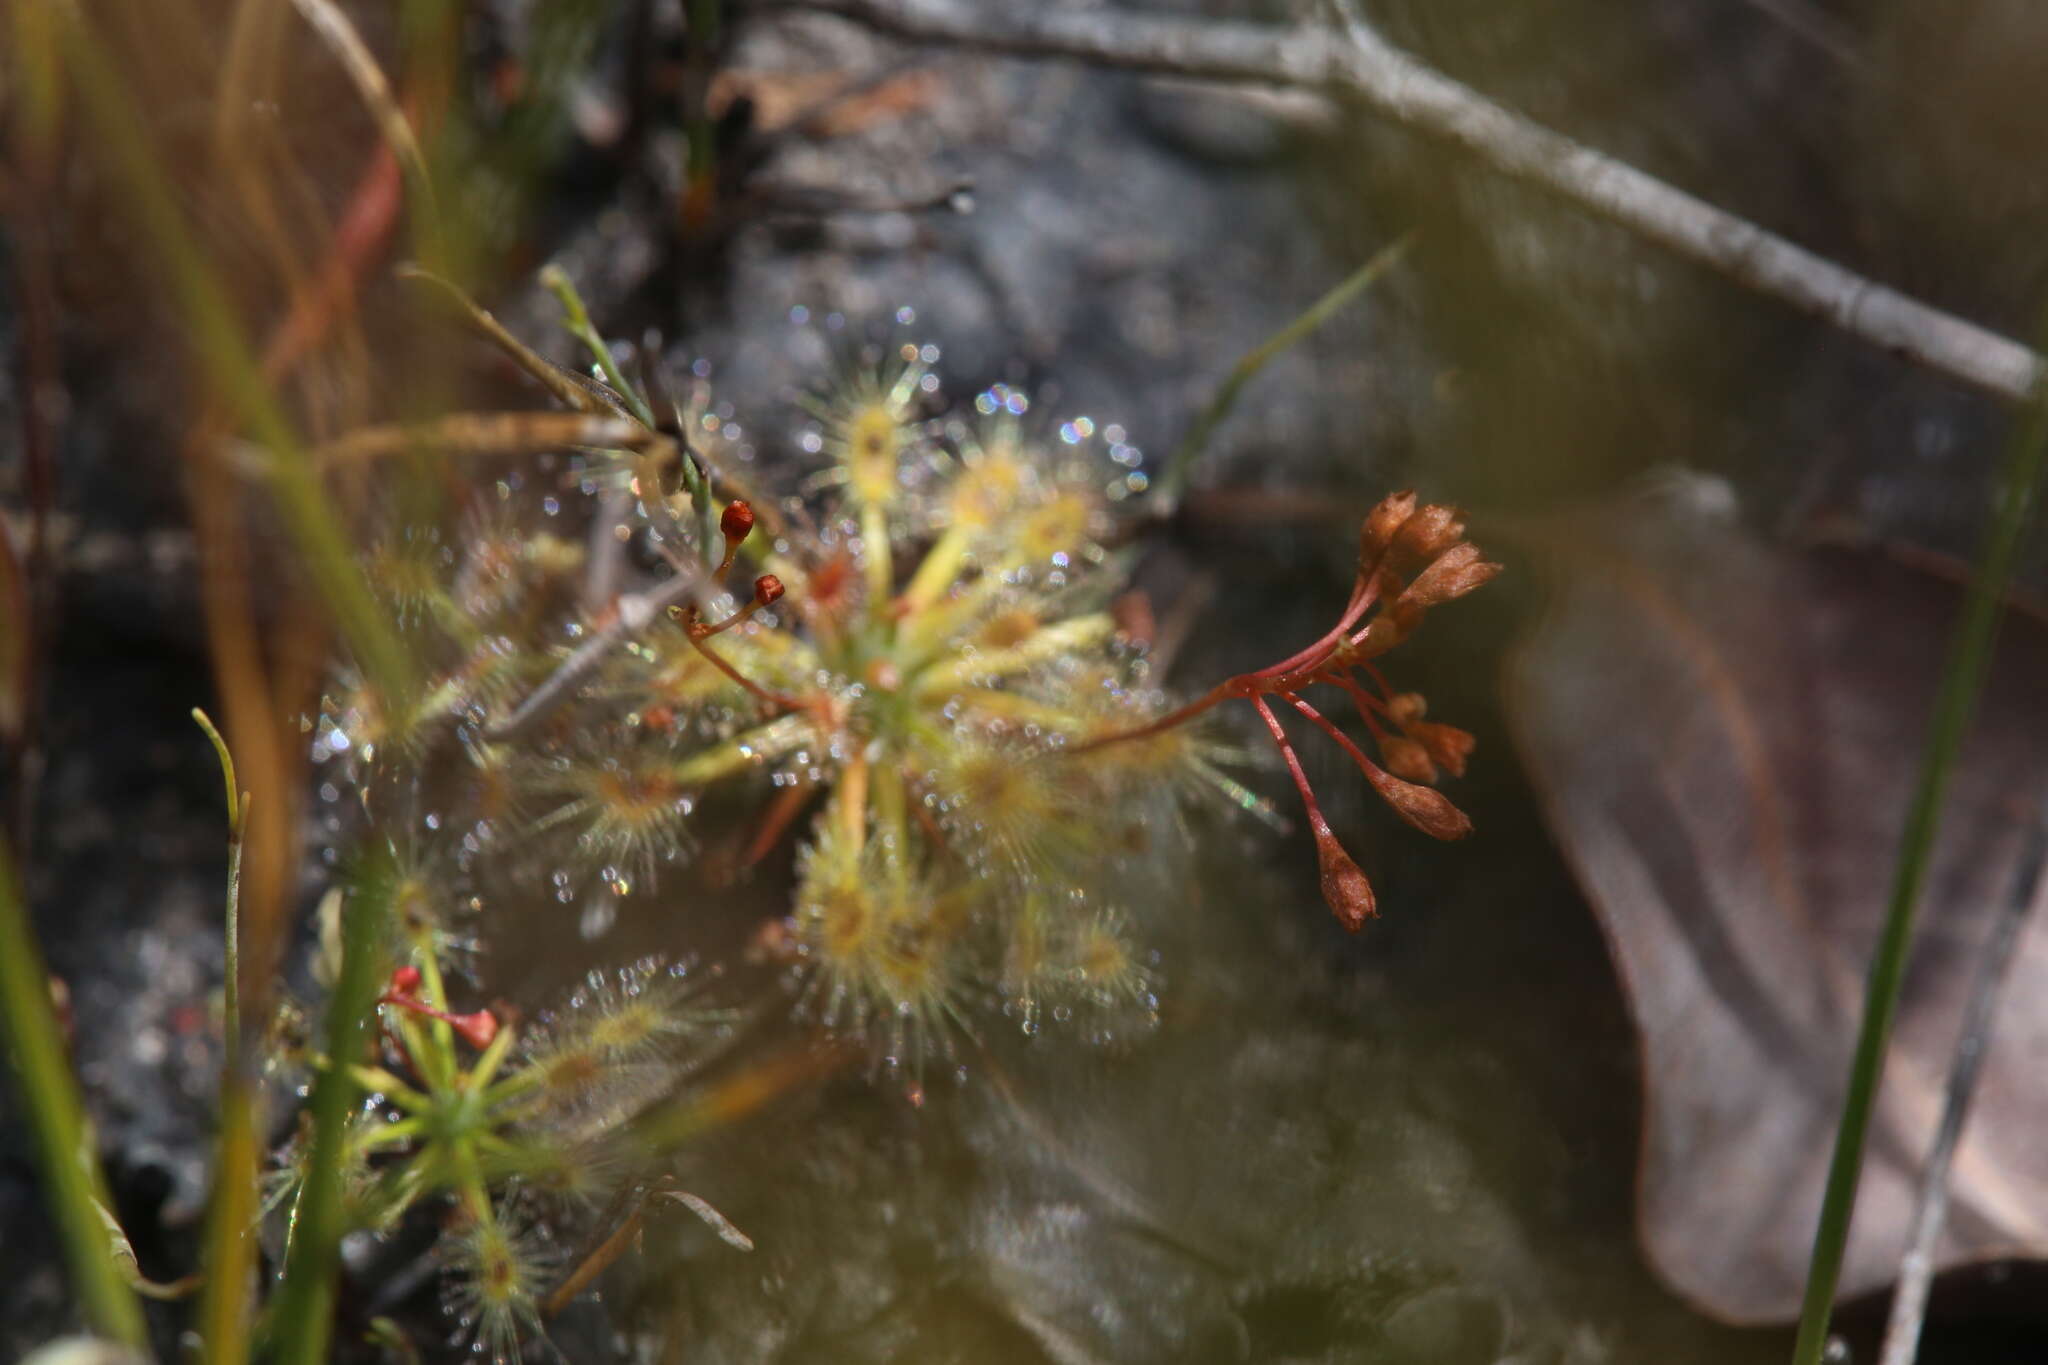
xmin=1078 ymin=491 xmax=1500 ymax=928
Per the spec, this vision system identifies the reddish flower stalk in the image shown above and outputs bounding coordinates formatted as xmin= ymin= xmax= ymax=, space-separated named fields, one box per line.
xmin=1252 ymin=695 xmax=1375 ymax=930
xmin=672 ymin=570 xmax=804 ymax=710
xmin=381 ymin=966 xmax=500 ymax=1049
xmin=1078 ymin=491 xmax=1498 ymax=930
xmin=691 ymin=574 xmax=785 ymax=639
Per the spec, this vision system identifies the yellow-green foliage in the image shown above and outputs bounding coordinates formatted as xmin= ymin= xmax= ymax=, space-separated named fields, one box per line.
xmin=321 ymin=301 xmax=1249 ymax=1070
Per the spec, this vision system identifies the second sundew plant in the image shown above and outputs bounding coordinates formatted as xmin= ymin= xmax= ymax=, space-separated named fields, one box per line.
xmin=317 ymin=273 xmax=1500 ymax=1090
xmin=268 ymin=885 xmax=747 ymax=1363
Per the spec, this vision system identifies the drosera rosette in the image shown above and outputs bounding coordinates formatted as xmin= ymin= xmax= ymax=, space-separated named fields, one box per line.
xmin=302 ymin=270 xmax=1497 ymax=1072
xmin=346 ymin=301 xmax=1219 ymax=1061
xmin=269 ymin=920 xmax=749 ymax=1364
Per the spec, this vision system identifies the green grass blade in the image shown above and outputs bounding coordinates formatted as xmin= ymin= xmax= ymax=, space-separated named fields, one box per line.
xmin=1154 ymin=233 xmax=1413 ymax=509
xmin=192 ymin=708 xmax=257 ymax=1365
xmin=541 ymin=264 xmax=656 ymax=427
xmin=195 ymin=1072 xmax=261 ymax=1365
xmin=0 ymin=841 xmax=149 ymax=1347
xmin=269 ymin=847 xmax=396 ymax=1365
xmin=55 ymin=10 xmax=414 ymax=708
xmin=1789 ymin=390 xmax=2048 ymax=1364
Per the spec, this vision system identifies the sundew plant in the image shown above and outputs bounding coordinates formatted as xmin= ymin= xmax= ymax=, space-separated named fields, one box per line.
xmin=314 ymin=274 xmax=1499 ymax=1085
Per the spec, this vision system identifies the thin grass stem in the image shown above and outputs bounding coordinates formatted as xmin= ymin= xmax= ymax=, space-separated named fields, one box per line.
xmin=271 ymin=849 xmax=396 ymax=1365
xmin=1154 ymin=233 xmax=1412 ymax=508
xmin=192 ymin=707 xmax=259 ymax=1365
xmin=1876 ymin=812 xmax=2048 ymax=1365
xmin=0 ymin=841 xmax=149 ymax=1347
xmin=1788 ymin=371 xmax=2048 ymax=1365
xmin=542 ymin=265 xmax=657 ymax=427
xmin=55 ymin=9 xmax=414 ymax=707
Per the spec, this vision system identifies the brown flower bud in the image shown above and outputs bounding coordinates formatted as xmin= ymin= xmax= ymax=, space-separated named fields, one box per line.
xmin=1359 ymin=490 xmax=1419 ymax=570
xmin=754 ymin=573 xmax=785 ymax=606
xmin=1378 ymin=735 xmax=1438 ymax=784
xmin=1313 ymin=825 xmax=1377 ymax=931
xmin=1389 ymin=502 xmax=1466 ymax=568
xmin=1384 ymin=691 xmax=1428 ymax=725
xmin=1395 ymin=542 xmax=1502 ymax=612
xmin=1362 ymin=761 xmax=1474 ymax=841
xmin=1409 ymin=721 xmax=1475 ymax=778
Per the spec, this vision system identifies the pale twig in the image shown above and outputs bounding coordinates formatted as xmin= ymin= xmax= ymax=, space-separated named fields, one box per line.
xmin=1877 ymin=812 xmax=2048 ymax=1365
xmin=304 ymin=411 xmax=674 ymax=468
xmin=485 ymin=570 xmax=708 ymax=741
xmin=787 ymin=0 xmax=2043 ymax=403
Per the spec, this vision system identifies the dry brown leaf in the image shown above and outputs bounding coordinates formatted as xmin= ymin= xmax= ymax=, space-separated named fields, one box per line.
xmin=1502 ymin=478 xmax=2048 ymax=1323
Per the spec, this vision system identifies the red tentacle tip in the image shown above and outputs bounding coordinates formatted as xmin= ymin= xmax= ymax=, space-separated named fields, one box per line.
xmin=720 ymin=500 xmax=756 ymax=545
xmin=449 ymin=1009 xmax=499 ymax=1051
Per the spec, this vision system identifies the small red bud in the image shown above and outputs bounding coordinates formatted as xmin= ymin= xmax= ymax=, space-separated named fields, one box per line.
xmin=720 ymin=500 xmax=756 ymax=544
xmin=449 ymin=1009 xmax=499 ymax=1050
xmin=388 ymin=966 xmax=422 ymax=996
xmin=753 ymin=573 xmax=785 ymax=606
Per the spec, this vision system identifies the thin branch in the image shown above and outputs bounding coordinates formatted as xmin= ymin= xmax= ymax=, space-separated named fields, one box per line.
xmin=303 ymin=411 xmax=673 ymax=468
xmin=485 ymin=570 xmax=709 ymax=740
xmin=1877 ymin=811 xmax=2048 ymax=1365
xmin=787 ymin=0 xmax=2043 ymax=404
